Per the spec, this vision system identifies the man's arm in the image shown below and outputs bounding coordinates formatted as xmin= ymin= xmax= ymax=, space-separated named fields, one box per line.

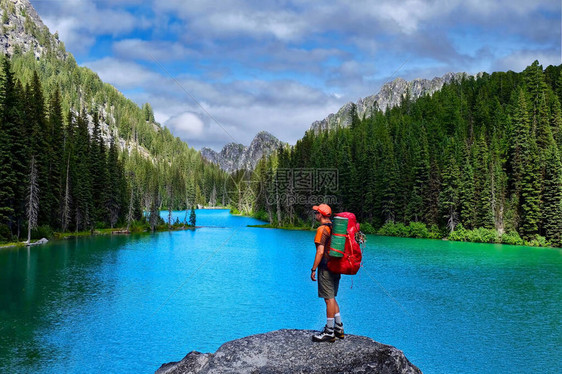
xmin=311 ymin=243 xmax=324 ymax=281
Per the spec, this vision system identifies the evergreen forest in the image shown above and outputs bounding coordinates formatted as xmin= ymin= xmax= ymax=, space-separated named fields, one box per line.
xmin=249 ymin=61 xmax=562 ymax=247
xmin=0 ymin=49 xmax=229 ymax=243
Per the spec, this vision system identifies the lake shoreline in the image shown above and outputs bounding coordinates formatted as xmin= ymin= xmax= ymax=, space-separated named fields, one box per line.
xmin=247 ymin=221 xmax=557 ymax=249
xmin=0 ymin=225 xmax=198 ymax=250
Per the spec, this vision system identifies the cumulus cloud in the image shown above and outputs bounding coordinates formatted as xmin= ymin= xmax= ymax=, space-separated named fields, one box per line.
xmin=83 ymin=57 xmax=162 ymax=89
xmin=492 ymin=50 xmax=561 ymax=73
xmin=34 ymin=0 xmax=150 ymax=55
xmin=166 ymin=112 xmax=206 ymax=137
xmin=113 ymin=39 xmax=198 ymax=61
xmin=30 ymin=0 xmax=561 ymax=151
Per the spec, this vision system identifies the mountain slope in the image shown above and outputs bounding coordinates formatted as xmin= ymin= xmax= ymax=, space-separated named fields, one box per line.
xmin=0 ymin=0 xmax=228 ymax=233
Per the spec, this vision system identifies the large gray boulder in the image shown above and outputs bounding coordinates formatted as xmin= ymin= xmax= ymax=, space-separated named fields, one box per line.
xmin=156 ymin=329 xmax=422 ymax=374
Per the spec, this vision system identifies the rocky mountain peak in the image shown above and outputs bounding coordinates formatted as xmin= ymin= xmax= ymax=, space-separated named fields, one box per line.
xmin=310 ymin=72 xmax=469 ymax=133
xmin=0 ymin=0 xmax=67 ymax=60
xmin=201 ymin=131 xmax=285 ymax=173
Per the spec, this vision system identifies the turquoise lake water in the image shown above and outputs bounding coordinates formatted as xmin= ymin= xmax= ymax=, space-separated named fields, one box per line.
xmin=1 ymin=209 xmax=561 ymax=373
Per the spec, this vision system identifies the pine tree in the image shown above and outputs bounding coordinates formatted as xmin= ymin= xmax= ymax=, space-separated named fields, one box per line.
xmin=47 ymin=88 xmax=64 ymax=228
xmin=0 ymin=59 xmax=15 ymax=232
xmin=524 ymin=60 xmax=548 ymax=125
xmin=439 ymin=139 xmax=460 ymax=232
xmin=90 ymin=111 xmax=108 ymax=224
xmin=405 ymin=126 xmax=430 ymax=222
xmin=509 ymin=89 xmax=531 ymax=201
xmin=106 ymin=139 xmax=122 ymax=228
xmin=0 ymin=116 xmax=13 ymax=232
xmin=379 ymin=126 xmax=397 ymax=223
xmin=474 ymin=134 xmax=494 ymax=229
xmin=0 ymin=59 xmax=27 ymax=238
xmin=541 ymin=144 xmax=562 ymax=246
xmin=73 ymin=110 xmax=93 ymax=231
xmin=519 ymin=138 xmax=541 ymax=241
xmin=459 ymin=144 xmax=476 ymax=228
xmin=189 ymin=206 xmax=196 ymax=226
xmin=551 ymin=97 xmax=562 ymax=148
xmin=149 ymin=187 xmax=161 ymax=232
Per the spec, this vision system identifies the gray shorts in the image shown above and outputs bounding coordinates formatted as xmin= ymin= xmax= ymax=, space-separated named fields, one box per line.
xmin=318 ymin=266 xmax=341 ymax=299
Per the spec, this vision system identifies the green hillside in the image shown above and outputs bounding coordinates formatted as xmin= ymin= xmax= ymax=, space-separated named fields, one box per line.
xmin=251 ymin=61 xmax=562 ymax=247
xmin=0 ymin=0 xmax=228 ymax=242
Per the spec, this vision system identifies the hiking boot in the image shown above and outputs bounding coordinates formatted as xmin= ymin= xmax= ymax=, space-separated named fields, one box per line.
xmin=334 ymin=322 xmax=344 ymax=339
xmin=312 ymin=325 xmax=336 ymax=342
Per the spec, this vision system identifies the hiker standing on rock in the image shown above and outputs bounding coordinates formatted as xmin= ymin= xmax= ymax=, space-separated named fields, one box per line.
xmin=310 ymin=204 xmax=344 ymax=342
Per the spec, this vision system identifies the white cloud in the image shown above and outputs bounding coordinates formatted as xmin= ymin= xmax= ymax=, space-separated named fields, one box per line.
xmin=83 ymin=57 xmax=162 ymax=89
xmin=34 ymin=0 xmax=149 ymax=55
xmin=113 ymin=39 xmax=198 ymax=61
xmin=493 ymin=50 xmax=561 ymax=73
xmin=166 ymin=112 xmax=206 ymax=137
xmin=31 ymin=0 xmax=560 ymax=152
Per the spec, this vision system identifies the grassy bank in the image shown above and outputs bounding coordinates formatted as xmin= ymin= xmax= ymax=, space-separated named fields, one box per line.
xmin=244 ymin=210 xmax=551 ymax=248
xmin=0 ymin=220 xmax=196 ymax=248
xmin=377 ymin=222 xmax=550 ymax=247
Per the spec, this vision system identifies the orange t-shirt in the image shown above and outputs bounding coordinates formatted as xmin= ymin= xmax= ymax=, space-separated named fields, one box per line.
xmin=314 ymin=224 xmax=332 ymax=258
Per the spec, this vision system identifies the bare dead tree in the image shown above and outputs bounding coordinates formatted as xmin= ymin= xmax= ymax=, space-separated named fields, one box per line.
xmin=149 ymin=190 xmax=161 ymax=232
xmin=62 ymin=155 xmax=71 ymax=232
xmin=26 ymin=155 xmax=39 ymax=245
xmin=167 ymin=184 xmax=173 ymax=228
xmin=126 ymin=184 xmax=135 ymax=232
xmin=209 ymin=184 xmax=217 ymax=207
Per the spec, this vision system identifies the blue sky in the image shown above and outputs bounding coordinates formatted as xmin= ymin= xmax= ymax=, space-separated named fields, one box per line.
xmin=31 ymin=0 xmax=561 ymax=150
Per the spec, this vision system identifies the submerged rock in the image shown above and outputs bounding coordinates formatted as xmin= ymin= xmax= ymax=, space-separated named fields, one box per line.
xmin=156 ymin=329 xmax=422 ymax=374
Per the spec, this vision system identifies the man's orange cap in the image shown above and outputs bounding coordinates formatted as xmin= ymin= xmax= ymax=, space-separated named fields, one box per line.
xmin=312 ymin=204 xmax=332 ymax=217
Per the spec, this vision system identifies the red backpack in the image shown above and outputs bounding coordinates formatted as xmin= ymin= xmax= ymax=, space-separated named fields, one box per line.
xmin=327 ymin=212 xmax=364 ymax=275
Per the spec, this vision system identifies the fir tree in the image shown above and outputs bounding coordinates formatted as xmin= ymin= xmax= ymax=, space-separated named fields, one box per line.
xmin=509 ymin=88 xmax=531 ymax=201
xmin=47 ymin=88 xmax=64 ymax=228
xmin=474 ymin=134 xmax=494 ymax=229
xmin=542 ymin=144 xmax=562 ymax=245
xmin=459 ymin=144 xmax=476 ymax=228
xmin=439 ymin=139 xmax=460 ymax=232
xmin=0 ymin=58 xmax=16 ymax=231
xmin=519 ymin=138 xmax=541 ymax=240
xmin=189 ymin=206 xmax=196 ymax=226
xmin=106 ymin=139 xmax=122 ymax=228
xmin=73 ymin=110 xmax=93 ymax=231
xmin=405 ymin=126 xmax=430 ymax=222
xmin=90 ymin=111 xmax=108 ymax=224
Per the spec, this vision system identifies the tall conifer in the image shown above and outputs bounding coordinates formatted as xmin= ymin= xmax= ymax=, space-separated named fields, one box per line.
xmin=542 ymin=144 xmax=562 ymax=244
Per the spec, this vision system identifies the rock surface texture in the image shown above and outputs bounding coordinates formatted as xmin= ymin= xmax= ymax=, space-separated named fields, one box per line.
xmin=0 ymin=0 xmax=66 ymax=60
xmin=0 ymin=0 xmax=157 ymax=160
xmin=156 ymin=329 xmax=422 ymax=374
